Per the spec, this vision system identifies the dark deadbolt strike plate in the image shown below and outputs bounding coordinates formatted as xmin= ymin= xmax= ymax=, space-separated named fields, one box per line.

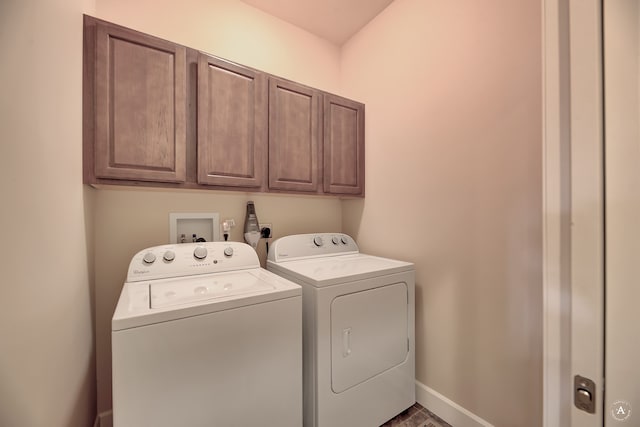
xmin=574 ymin=375 xmax=596 ymax=414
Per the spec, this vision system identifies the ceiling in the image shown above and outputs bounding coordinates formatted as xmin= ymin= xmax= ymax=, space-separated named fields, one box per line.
xmin=240 ymin=0 xmax=395 ymax=45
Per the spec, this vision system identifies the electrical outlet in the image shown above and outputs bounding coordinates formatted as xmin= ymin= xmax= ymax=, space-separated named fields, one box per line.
xmin=221 ymin=219 xmax=236 ymax=242
xmin=260 ymin=223 xmax=272 ymax=239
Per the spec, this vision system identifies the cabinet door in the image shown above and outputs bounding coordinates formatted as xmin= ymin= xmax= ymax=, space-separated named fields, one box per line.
xmin=268 ymin=78 xmax=321 ymax=192
xmin=323 ymin=94 xmax=365 ymax=195
xmin=94 ymin=22 xmax=186 ymax=182
xmin=198 ymin=54 xmax=267 ymax=188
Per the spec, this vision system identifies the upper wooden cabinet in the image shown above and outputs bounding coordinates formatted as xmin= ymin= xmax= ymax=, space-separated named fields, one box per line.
xmin=83 ymin=16 xmax=364 ymax=196
xmin=323 ymin=94 xmax=365 ymax=195
xmin=197 ymin=54 xmax=267 ymax=188
xmin=268 ymin=78 xmax=321 ymax=193
xmin=88 ymin=18 xmax=187 ymax=183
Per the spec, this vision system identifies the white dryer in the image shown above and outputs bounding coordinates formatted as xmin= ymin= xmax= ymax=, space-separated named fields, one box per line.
xmin=267 ymin=233 xmax=415 ymax=427
xmin=112 ymin=241 xmax=302 ymax=427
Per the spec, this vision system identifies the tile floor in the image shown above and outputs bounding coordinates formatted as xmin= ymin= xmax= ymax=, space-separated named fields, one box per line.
xmin=380 ymin=403 xmax=453 ymax=427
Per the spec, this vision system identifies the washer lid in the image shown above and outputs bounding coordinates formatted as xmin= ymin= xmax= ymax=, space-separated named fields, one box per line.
xmin=112 ymin=268 xmax=301 ymax=330
xmin=150 ymin=271 xmax=275 ymax=309
xmin=268 ymin=254 xmax=413 ymax=287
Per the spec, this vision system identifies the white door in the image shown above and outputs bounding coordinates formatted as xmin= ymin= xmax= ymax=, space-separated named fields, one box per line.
xmin=569 ymin=1 xmax=605 ymax=426
xmin=568 ymin=1 xmax=640 ymax=426
xmin=603 ymin=0 xmax=640 ymax=425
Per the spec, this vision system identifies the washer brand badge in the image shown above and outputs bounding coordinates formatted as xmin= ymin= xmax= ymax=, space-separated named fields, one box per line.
xmin=133 ymin=269 xmax=150 ymax=275
xmin=611 ymin=400 xmax=632 ymax=422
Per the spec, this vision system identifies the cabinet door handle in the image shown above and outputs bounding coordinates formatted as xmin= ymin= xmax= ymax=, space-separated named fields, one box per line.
xmin=342 ymin=327 xmax=352 ymax=357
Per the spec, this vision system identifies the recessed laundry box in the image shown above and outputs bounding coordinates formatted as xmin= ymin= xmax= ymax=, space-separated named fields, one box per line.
xmin=267 ymin=233 xmax=415 ymax=427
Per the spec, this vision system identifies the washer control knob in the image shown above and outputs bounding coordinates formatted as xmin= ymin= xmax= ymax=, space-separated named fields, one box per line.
xmin=223 ymin=247 xmax=234 ymax=257
xmin=313 ymin=236 xmax=324 ymax=247
xmin=142 ymin=252 xmax=156 ymax=265
xmin=163 ymin=250 xmax=175 ymax=262
xmin=341 ymin=236 xmax=349 ymax=245
xmin=331 ymin=236 xmax=340 ymax=245
xmin=193 ymin=246 xmax=208 ymax=260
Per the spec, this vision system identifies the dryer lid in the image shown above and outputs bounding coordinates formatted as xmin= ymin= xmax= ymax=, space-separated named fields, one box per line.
xmin=268 ymin=254 xmax=413 ymax=287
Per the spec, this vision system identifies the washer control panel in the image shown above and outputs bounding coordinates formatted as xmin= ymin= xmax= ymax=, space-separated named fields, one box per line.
xmin=267 ymin=233 xmax=359 ymax=262
xmin=127 ymin=242 xmax=259 ymax=282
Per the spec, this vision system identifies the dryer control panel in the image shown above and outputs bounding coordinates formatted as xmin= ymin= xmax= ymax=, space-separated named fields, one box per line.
xmin=126 ymin=242 xmax=259 ymax=282
xmin=267 ymin=233 xmax=359 ymax=262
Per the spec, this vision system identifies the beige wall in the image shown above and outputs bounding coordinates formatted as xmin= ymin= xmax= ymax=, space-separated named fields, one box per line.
xmin=340 ymin=1 xmax=543 ymax=426
xmin=0 ymin=0 xmax=545 ymax=424
xmin=0 ymin=0 xmax=97 ymax=426
xmin=91 ymin=0 xmax=343 ymax=412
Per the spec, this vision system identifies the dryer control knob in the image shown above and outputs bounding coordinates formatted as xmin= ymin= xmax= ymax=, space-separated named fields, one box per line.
xmin=313 ymin=236 xmax=324 ymax=247
xmin=142 ymin=252 xmax=156 ymax=265
xmin=331 ymin=236 xmax=340 ymax=245
xmin=223 ymin=247 xmax=234 ymax=257
xmin=193 ymin=246 xmax=208 ymax=260
xmin=341 ymin=236 xmax=349 ymax=245
xmin=163 ymin=250 xmax=175 ymax=262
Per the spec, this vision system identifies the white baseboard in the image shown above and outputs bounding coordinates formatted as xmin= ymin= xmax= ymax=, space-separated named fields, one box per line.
xmin=93 ymin=410 xmax=113 ymax=427
xmin=415 ymin=381 xmax=494 ymax=427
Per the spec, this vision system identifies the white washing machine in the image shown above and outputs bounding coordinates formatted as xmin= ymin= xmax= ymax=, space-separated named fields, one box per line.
xmin=112 ymin=241 xmax=302 ymax=427
xmin=267 ymin=233 xmax=415 ymax=427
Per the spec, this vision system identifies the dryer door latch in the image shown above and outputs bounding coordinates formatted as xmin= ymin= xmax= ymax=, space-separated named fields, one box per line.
xmin=342 ymin=328 xmax=352 ymax=357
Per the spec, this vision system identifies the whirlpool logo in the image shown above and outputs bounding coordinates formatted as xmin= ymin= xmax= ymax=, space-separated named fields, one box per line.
xmin=133 ymin=269 xmax=150 ymax=275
